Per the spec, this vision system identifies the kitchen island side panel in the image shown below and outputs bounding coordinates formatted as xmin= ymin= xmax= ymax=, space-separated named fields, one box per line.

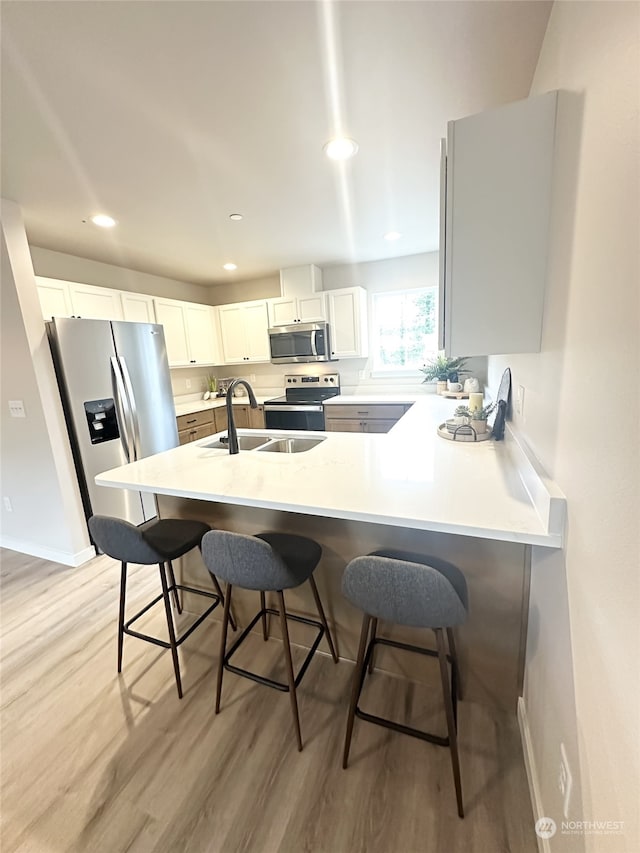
xmin=159 ymin=496 xmax=529 ymax=713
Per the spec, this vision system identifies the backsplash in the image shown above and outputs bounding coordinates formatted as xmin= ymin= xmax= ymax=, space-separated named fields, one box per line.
xmin=171 ymin=356 xmax=488 ymax=402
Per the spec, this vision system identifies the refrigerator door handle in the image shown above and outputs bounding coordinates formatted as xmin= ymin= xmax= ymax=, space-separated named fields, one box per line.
xmin=119 ymin=356 xmax=141 ymax=461
xmin=110 ymin=356 xmax=134 ymax=463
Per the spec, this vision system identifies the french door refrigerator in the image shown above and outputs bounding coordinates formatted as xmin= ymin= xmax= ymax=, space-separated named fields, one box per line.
xmin=47 ymin=317 xmax=178 ymax=528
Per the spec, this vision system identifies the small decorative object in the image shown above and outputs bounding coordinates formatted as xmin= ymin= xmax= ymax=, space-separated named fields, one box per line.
xmin=452 ymin=404 xmax=471 ymax=425
xmin=447 ymin=381 xmax=463 ymax=392
xmin=463 ymin=377 xmax=480 ymax=393
xmin=206 ymin=374 xmax=217 ymax=395
xmin=492 ymin=367 xmax=512 ymax=441
xmin=420 ymin=354 xmax=469 ymax=395
xmin=468 ymin=392 xmax=484 ymax=412
xmin=467 ymin=402 xmax=496 ymax=435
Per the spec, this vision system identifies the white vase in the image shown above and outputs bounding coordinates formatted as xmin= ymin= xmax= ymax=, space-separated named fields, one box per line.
xmin=470 ymin=419 xmax=487 ymax=434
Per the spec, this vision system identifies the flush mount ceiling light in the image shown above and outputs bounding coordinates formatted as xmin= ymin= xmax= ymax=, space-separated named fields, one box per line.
xmin=323 ymin=137 xmax=359 ymax=161
xmin=384 ymin=231 xmax=402 ymax=241
xmin=90 ymin=214 xmax=117 ymax=228
xmin=229 ymin=213 xmax=243 ymax=221
xmin=223 ymin=263 xmax=237 ymax=271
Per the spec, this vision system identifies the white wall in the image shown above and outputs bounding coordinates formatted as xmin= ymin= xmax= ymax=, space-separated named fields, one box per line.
xmin=1 ymin=202 xmax=93 ymax=565
xmin=488 ymin=4 xmax=639 ymax=850
xmin=30 ymin=245 xmax=211 ymax=304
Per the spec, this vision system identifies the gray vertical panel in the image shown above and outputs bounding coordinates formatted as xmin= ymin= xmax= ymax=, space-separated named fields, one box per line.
xmin=48 ymin=317 xmax=145 ymax=525
xmin=111 ymin=322 xmax=178 ymax=459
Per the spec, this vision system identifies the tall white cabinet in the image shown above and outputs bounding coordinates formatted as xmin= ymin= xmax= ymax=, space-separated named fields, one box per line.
xmin=153 ymin=298 xmax=219 ymax=367
xmin=325 ymin=287 xmax=368 ymax=359
xmin=440 ymin=90 xmax=558 ymax=356
xmin=218 ymin=300 xmax=270 ymax=364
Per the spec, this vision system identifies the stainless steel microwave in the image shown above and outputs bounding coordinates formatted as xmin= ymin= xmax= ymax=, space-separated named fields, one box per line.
xmin=268 ymin=322 xmax=333 ymax=364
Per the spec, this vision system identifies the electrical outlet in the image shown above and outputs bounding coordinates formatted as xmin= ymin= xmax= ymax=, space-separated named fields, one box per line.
xmin=8 ymin=400 xmax=26 ymax=418
xmin=558 ymin=743 xmax=573 ymax=819
xmin=3 ymin=496 xmax=13 ymax=512
xmin=185 ymin=379 xmax=192 ymax=390
xmin=516 ymin=385 xmax=525 ymax=417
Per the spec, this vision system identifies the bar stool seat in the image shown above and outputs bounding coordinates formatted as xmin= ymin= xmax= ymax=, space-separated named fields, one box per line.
xmin=201 ymin=529 xmax=338 ymax=750
xmin=89 ymin=515 xmax=231 ymax=699
xmin=341 ymin=549 xmax=468 ymax=817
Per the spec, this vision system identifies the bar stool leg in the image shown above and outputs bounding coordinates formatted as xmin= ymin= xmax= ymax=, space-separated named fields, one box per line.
xmin=368 ymin=618 xmax=378 ymax=674
xmin=158 ymin=562 xmax=183 ymax=699
xmin=308 ymin=575 xmax=338 ymax=663
xmin=208 ymin=572 xmax=237 ymax=632
xmin=277 ymin=590 xmax=303 ymax=751
xmin=343 ymin=613 xmax=371 ymax=769
xmin=446 ymin=627 xmax=462 ymax=701
xmin=436 ymin=628 xmax=464 ymax=818
xmin=260 ymin=591 xmax=269 ymax=640
xmin=166 ymin=560 xmax=182 ymax=614
xmin=117 ymin=561 xmax=127 ymax=673
xmin=215 ymin=584 xmax=233 ymax=713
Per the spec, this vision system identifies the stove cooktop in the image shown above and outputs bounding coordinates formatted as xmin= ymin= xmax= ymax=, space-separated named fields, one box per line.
xmin=265 ymin=372 xmax=340 ymax=406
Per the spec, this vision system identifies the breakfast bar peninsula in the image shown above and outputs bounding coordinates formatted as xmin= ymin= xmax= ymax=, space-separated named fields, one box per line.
xmin=96 ymin=396 xmax=564 ymax=711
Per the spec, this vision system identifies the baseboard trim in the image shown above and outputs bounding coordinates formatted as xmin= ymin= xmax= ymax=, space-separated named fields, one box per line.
xmin=0 ymin=536 xmax=95 ymax=567
xmin=518 ymin=696 xmax=550 ymax=853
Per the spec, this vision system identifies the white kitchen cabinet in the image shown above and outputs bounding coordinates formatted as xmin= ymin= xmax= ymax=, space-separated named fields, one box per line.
xmin=218 ymin=300 xmax=270 ymax=364
xmin=441 ymin=90 xmax=558 ymax=356
xmin=36 ymin=277 xmax=72 ymax=320
xmin=153 ymin=298 xmax=218 ymax=367
xmin=121 ymin=292 xmax=155 ymax=323
xmin=67 ymin=282 xmax=124 ymax=320
xmin=325 ymin=287 xmax=368 ymax=359
xmin=267 ymin=293 xmax=326 ymax=326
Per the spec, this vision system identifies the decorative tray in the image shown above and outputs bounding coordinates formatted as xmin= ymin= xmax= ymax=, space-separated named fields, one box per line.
xmin=437 ymin=422 xmax=492 ymax=442
xmin=440 ymin=392 xmax=469 ymax=399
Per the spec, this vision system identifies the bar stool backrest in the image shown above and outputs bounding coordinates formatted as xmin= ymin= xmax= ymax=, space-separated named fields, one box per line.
xmin=201 ymin=530 xmax=296 ymax=591
xmin=342 ymin=555 xmax=468 ymax=628
xmin=88 ymin=515 xmax=161 ymax=565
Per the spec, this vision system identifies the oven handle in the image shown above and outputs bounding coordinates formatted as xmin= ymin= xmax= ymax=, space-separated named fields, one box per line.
xmin=264 ymin=404 xmax=324 ymax=413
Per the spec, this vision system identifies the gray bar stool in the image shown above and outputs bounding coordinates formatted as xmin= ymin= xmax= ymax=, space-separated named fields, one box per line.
xmin=341 ymin=549 xmax=468 ymax=818
xmin=201 ymin=529 xmax=338 ymax=751
xmin=89 ymin=515 xmax=234 ymax=699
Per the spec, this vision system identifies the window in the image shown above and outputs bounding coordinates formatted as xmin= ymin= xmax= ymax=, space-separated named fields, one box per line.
xmin=371 ymin=287 xmax=438 ymax=375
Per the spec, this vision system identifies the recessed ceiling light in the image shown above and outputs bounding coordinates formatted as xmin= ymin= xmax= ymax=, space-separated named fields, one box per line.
xmin=384 ymin=231 xmax=402 ymax=241
xmin=323 ymin=137 xmax=359 ymax=161
xmin=223 ymin=263 xmax=237 ymax=271
xmin=229 ymin=213 xmax=243 ymax=221
xmin=90 ymin=214 xmax=117 ymax=228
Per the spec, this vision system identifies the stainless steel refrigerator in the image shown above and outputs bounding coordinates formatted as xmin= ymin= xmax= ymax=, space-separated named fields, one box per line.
xmin=47 ymin=317 xmax=178 ymax=527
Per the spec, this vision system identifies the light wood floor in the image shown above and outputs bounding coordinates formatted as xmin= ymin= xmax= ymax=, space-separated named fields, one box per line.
xmin=1 ymin=547 xmax=536 ymax=853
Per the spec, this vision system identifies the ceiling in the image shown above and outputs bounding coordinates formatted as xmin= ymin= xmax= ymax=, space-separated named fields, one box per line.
xmin=1 ymin=1 xmax=552 ymax=287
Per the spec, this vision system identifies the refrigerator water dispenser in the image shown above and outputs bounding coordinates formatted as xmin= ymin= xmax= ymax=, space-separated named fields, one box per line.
xmin=84 ymin=399 xmax=120 ymax=444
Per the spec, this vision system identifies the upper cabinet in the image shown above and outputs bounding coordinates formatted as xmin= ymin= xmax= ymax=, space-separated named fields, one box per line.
xmin=121 ymin=292 xmax=155 ymax=323
xmin=36 ymin=277 xmax=73 ymax=321
xmin=67 ymin=282 xmax=124 ymax=320
xmin=218 ymin=300 xmax=270 ymax=364
xmin=153 ymin=298 xmax=219 ymax=367
xmin=440 ymin=91 xmax=558 ymax=356
xmin=325 ymin=287 xmax=368 ymax=359
xmin=267 ymin=293 xmax=326 ymax=326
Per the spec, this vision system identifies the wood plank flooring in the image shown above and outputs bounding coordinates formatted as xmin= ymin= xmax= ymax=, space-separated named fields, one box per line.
xmin=0 ymin=547 xmax=536 ymax=853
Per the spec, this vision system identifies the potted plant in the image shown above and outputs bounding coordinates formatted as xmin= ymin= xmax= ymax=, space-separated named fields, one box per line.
xmin=467 ymin=402 xmax=496 ymax=434
xmin=453 ymin=404 xmax=471 ymax=425
xmin=420 ymin=354 xmax=469 ymax=395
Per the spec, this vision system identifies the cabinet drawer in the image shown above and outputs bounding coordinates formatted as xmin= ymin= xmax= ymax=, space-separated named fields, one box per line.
xmin=324 ymin=404 xmax=407 ymax=421
xmin=178 ymin=423 xmax=215 ymax=444
xmin=325 ymin=418 xmax=365 ymax=433
xmin=176 ymin=409 xmax=214 ymax=432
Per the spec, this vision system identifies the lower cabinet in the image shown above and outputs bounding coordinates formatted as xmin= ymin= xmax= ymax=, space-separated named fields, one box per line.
xmin=324 ymin=403 xmax=409 ymax=434
xmin=176 ymin=410 xmax=215 ymax=445
xmin=232 ymin=404 xmax=265 ymax=429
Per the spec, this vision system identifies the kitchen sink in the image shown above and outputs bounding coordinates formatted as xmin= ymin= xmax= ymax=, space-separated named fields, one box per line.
xmin=205 ymin=435 xmax=272 ymax=451
xmin=257 ymin=437 xmax=326 ymax=454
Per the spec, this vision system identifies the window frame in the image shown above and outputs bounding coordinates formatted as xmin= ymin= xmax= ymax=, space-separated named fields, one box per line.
xmin=369 ymin=286 xmax=439 ymax=378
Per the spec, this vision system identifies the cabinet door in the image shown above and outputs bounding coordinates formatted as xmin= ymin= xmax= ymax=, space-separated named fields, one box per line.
xmin=232 ymin=405 xmax=250 ymax=429
xmin=249 ymin=405 xmax=265 ymax=429
xmin=214 ymin=406 xmax=228 ymax=433
xmin=121 ymin=292 xmax=155 ymax=323
xmin=268 ymin=297 xmax=297 ymax=327
xmin=36 ymin=277 xmax=72 ymax=320
xmin=154 ymin=299 xmax=190 ymax=366
xmin=297 ymin=294 xmax=326 ymax=323
xmin=363 ymin=419 xmax=397 ymax=434
xmin=324 ymin=418 xmax=365 ymax=433
xmin=218 ymin=304 xmax=247 ymax=363
xmin=243 ymin=302 xmax=270 ymax=362
xmin=443 ymin=91 xmax=557 ymax=356
xmin=69 ymin=283 xmax=124 ymax=320
xmin=184 ymin=303 xmax=217 ymax=364
xmin=326 ymin=288 xmax=368 ymax=358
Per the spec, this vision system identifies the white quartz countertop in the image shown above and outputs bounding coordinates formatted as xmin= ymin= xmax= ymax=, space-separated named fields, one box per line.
xmin=97 ymin=397 xmax=564 ymax=548
xmin=174 ymin=396 xmax=271 ymax=416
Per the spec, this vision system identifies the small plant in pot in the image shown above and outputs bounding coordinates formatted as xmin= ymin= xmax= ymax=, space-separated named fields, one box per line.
xmin=468 ymin=402 xmax=496 ymax=434
xmin=420 ymin=354 xmax=469 ymax=394
xmin=453 ymin=404 xmax=471 ymax=425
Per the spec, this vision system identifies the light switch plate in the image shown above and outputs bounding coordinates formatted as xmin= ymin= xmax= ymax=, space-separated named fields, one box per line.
xmin=8 ymin=400 xmax=26 ymax=418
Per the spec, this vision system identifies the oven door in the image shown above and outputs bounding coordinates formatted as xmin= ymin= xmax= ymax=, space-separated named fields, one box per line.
xmin=264 ymin=404 xmax=325 ymax=431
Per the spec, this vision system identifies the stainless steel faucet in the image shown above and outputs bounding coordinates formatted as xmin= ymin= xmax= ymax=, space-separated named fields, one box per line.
xmin=225 ymin=378 xmax=258 ymax=454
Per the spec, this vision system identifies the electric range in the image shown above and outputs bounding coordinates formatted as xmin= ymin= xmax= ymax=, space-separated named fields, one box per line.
xmin=264 ymin=373 xmax=340 ymax=431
